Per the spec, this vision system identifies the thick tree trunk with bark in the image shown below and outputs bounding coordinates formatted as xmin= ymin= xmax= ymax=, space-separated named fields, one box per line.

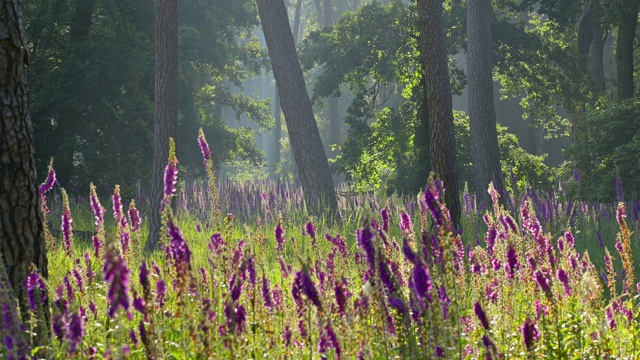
xmin=257 ymin=0 xmax=338 ymax=218
xmin=323 ymin=0 xmax=341 ymax=150
xmin=616 ymin=0 xmax=640 ymax=101
xmin=417 ymin=0 xmax=461 ymax=229
xmin=146 ymin=0 xmax=178 ymax=251
xmin=0 ymin=0 xmax=50 ymax=344
xmin=467 ymin=0 xmax=504 ymax=208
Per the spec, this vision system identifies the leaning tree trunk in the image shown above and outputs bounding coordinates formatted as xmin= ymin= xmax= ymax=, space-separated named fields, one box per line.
xmin=146 ymin=0 xmax=179 ymax=251
xmin=257 ymin=0 xmax=338 ymax=218
xmin=0 ymin=0 xmax=50 ymax=346
xmin=417 ymin=0 xmax=461 ymax=229
xmin=616 ymin=0 xmax=640 ymax=101
xmin=467 ymin=0 xmax=504 ymax=209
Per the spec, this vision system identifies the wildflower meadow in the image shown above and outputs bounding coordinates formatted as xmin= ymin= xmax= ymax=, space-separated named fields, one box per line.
xmin=3 ymin=130 xmax=640 ymax=359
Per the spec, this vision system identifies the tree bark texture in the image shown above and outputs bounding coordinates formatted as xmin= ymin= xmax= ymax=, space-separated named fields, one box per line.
xmin=257 ymin=0 xmax=338 ymax=217
xmin=0 ymin=0 xmax=50 ymax=343
xmin=417 ymin=0 xmax=461 ymax=229
xmin=147 ymin=0 xmax=178 ymax=251
xmin=323 ymin=0 xmax=341 ymax=150
xmin=616 ymin=0 xmax=640 ymax=101
xmin=467 ymin=0 xmax=504 ymax=208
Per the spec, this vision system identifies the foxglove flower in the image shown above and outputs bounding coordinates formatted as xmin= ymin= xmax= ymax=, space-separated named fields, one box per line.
xmin=156 ymin=280 xmax=166 ymax=308
xmin=67 ymin=311 xmax=84 ymax=354
xmin=89 ymin=183 xmax=106 ymax=228
xmin=412 ymin=262 xmax=432 ymax=302
xmin=305 ymin=220 xmax=316 ymax=239
xmin=128 ymin=201 xmax=141 ymax=232
xmin=506 ymin=245 xmax=519 ymax=279
xmin=474 ymin=302 xmax=490 ymax=330
xmin=298 ymin=269 xmax=322 ymax=310
xmin=381 ymin=208 xmax=390 ymax=233
xmin=557 ymin=268 xmax=571 ymax=296
xmin=262 ymin=276 xmax=273 ymax=309
xmin=163 ymin=140 xmax=179 ymax=197
xmin=534 ymin=270 xmax=551 ymax=294
xmin=103 ymin=249 xmax=131 ymax=318
xmin=198 ymin=128 xmax=213 ymax=170
xmin=39 ymin=161 xmax=57 ymax=198
xmin=167 ymin=220 xmax=192 ymax=275
xmin=275 ymin=220 xmax=285 ymax=251
xmin=438 ymin=286 xmax=450 ymax=319
xmin=26 ymin=271 xmax=47 ymax=311
xmin=605 ymin=306 xmax=615 ymax=330
xmin=399 ymin=211 xmax=413 ymax=234
xmin=61 ymin=189 xmax=73 ymax=255
xmin=357 ymin=225 xmax=376 ymax=272
xmin=112 ymin=185 xmax=124 ymax=229
xmin=521 ymin=318 xmax=539 ymax=351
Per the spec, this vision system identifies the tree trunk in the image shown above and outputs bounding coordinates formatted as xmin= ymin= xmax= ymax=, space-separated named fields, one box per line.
xmin=467 ymin=0 xmax=504 ymax=208
xmin=0 ymin=0 xmax=50 ymax=346
xmin=323 ymin=0 xmax=341 ymax=150
xmin=257 ymin=0 xmax=338 ymax=218
xmin=417 ymin=0 xmax=461 ymax=229
xmin=616 ymin=0 xmax=640 ymax=101
xmin=272 ymin=86 xmax=281 ymax=174
xmin=146 ymin=0 xmax=178 ymax=251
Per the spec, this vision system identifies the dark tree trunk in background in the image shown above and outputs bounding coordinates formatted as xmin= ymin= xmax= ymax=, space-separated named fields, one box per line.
xmin=323 ymin=0 xmax=341 ymax=151
xmin=257 ymin=0 xmax=338 ymax=218
xmin=0 ymin=0 xmax=50 ymax=345
xmin=467 ymin=0 xmax=504 ymax=208
xmin=574 ymin=0 xmax=606 ymax=143
xmin=272 ymin=87 xmax=282 ymax=174
xmin=417 ymin=0 xmax=461 ymax=229
xmin=616 ymin=0 xmax=640 ymax=101
xmin=272 ymin=0 xmax=302 ymax=177
xmin=146 ymin=0 xmax=178 ymax=251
